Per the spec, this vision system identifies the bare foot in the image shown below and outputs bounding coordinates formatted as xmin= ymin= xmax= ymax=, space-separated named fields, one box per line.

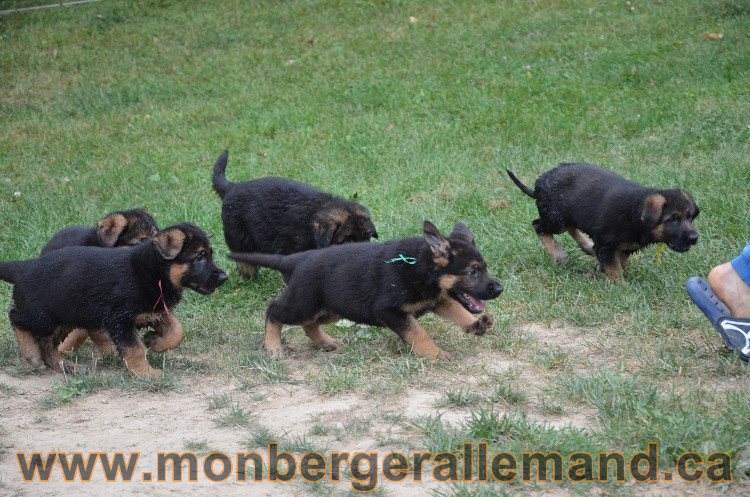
xmin=708 ymin=263 xmax=750 ymax=318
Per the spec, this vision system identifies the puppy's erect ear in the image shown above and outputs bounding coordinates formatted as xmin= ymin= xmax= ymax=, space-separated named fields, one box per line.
xmin=313 ymin=221 xmax=339 ymax=248
xmin=97 ymin=213 xmax=128 ymax=247
xmin=154 ymin=229 xmax=187 ymax=260
xmin=450 ymin=222 xmax=476 ymax=246
xmin=423 ymin=220 xmax=450 ymax=265
xmin=640 ymin=193 xmax=667 ymax=228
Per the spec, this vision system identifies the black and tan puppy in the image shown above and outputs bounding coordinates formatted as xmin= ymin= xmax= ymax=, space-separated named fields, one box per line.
xmin=41 ymin=208 xmax=158 ymax=254
xmin=212 ymin=150 xmax=378 ymax=277
xmin=229 ymin=221 xmax=502 ymax=360
xmin=40 ymin=209 xmax=161 ymax=356
xmin=0 ymin=223 xmax=228 ymax=377
xmin=507 ymin=163 xmax=699 ymax=281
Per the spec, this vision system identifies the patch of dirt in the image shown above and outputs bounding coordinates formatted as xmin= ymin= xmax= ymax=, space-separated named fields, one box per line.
xmin=1 ymin=340 xmax=747 ymax=497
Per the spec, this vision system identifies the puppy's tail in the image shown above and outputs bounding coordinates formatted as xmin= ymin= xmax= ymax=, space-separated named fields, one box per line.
xmin=212 ymin=150 xmax=233 ymax=199
xmin=506 ymin=169 xmax=536 ymax=199
xmin=228 ymin=252 xmax=296 ymax=279
xmin=0 ymin=261 xmax=27 ymax=284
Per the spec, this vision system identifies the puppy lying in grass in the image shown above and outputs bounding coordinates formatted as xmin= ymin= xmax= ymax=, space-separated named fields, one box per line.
xmin=0 ymin=223 xmax=227 ymax=378
xmin=230 ymin=221 xmax=503 ymax=360
xmin=507 ymin=163 xmax=699 ymax=281
xmin=212 ymin=150 xmax=378 ymax=277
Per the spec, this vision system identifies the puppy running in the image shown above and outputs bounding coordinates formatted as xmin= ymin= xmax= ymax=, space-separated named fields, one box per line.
xmin=212 ymin=150 xmax=378 ymax=277
xmin=40 ymin=209 xmax=162 ymax=356
xmin=229 ymin=221 xmax=502 ymax=360
xmin=507 ymin=163 xmax=699 ymax=281
xmin=0 ymin=223 xmax=228 ymax=377
xmin=41 ymin=208 xmax=158 ymax=254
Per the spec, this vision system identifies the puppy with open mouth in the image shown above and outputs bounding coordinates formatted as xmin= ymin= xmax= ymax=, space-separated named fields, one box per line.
xmin=507 ymin=163 xmax=700 ymax=281
xmin=229 ymin=221 xmax=503 ymax=360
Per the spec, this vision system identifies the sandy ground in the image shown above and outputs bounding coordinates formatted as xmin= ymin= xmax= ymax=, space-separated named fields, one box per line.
xmin=0 ymin=323 xmax=747 ymax=497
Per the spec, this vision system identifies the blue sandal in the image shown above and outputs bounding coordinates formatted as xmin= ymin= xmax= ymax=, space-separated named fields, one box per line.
xmin=686 ymin=276 xmax=750 ymax=362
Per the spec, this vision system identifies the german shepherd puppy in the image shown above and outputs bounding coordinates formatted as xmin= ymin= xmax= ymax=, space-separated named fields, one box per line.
xmin=41 ymin=209 xmax=161 ymax=356
xmin=212 ymin=150 xmax=378 ymax=277
xmin=507 ymin=163 xmax=699 ymax=281
xmin=229 ymin=221 xmax=503 ymax=360
xmin=0 ymin=223 xmax=228 ymax=377
xmin=41 ymin=208 xmax=158 ymax=254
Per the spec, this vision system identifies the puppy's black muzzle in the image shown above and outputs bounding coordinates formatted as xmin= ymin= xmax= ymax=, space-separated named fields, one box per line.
xmin=484 ymin=280 xmax=504 ymax=299
xmin=668 ymin=228 xmax=699 ymax=253
xmin=188 ymin=264 xmax=228 ymax=295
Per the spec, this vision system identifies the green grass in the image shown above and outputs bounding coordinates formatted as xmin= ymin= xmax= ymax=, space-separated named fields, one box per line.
xmin=244 ymin=426 xmax=285 ymax=450
xmin=433 ymin=485 xmax=511 ymax=497
xmin=437 ymin=388 xmax=482 ymax=408
xmin=205 ymin=393 xmax=233 ymax=411
xmin=1 ymin=0 xmax=750 ymax=489
xmin=183 ymin=438 xmax=211 ymax=456
xmin=213 ymin=402 xmax=253 ymax=428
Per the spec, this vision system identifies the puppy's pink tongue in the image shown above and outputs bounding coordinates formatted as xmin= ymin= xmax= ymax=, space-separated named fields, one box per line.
xmin=463 ymin=293 xmax=486 ymax=312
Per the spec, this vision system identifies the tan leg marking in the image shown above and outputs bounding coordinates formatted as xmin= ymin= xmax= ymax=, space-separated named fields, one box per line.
xmin=236 ymin=261 xmax=258 ymax=278
xmin=264 ymin=318 xmax=284 ymax=358
xmin=88 ymin=329 xmax=117 ymax=356
xmin=14 ymin=327 xmax=43 ymax=369
xmin=434 ymin=297 xmax=494 ymax=335
xmin=58 ymin=329 xmax=90 ymax=354
xmin=434 ymin=297 xmax=475 ymax=328
xmin=568 ymin=229 xmax=595 ymax=256
xmin=302 ymin=324 xmax=342 ymax=351
xmin=603 ymin=257 xmax=624 ymax=283
xmin=144 ymin=313 xmax=185 ymax=352
xmin=400 ymin=317 xmax=451 ymax=360
xmin=121 ymin=341 xmax=161 ymax=378
xmin=618 ymin=252 xmax=631 ymax=270
xmin=538 ymin=234 xmax=568 ymax=263
xmin=40 ymin=340 xmax=69 ymax=373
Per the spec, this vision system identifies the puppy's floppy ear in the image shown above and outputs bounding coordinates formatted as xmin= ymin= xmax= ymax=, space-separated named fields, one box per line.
xmin=97 ymin=213 xmax=128 ymax=247
xmin=154 ymin=228 xmax=187 ymax=260
xmin=640 ymin=193 xmax=667 ymax=228
xmin=423 ymin=220 xmax=450 ymax=264
xmin=678 ymin=190 xmax=700 ymax=218
xmin=313 ymin=221 xmax=339 ymax=248
xmin=450 ymin=222 xmax=476 ymax=246
xmin=363 ymin=218 xmax=378 ymax=239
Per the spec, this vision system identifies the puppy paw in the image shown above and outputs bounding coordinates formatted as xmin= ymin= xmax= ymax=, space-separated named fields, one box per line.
xmin=438 ymin=349 xmax=454 ymax=361
xmin=316 ymin=338 xmax=342 ymax=352
xmin=24 ymin=355 xmax=44 ymax=369
xmin=465 ymin=314 xmax=494 ymax=336
xmin=143 ymin=330 xmax=158 ymax=349
xmin=131 ymin=367 xmax=162 ymax=379
xmin=265 ymin=346 xmax=285 ymax=360
xmin=57 ymin=342 xmax=75 ymax=355
xmin=94 ymin=341 xmax=117 ymax=357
